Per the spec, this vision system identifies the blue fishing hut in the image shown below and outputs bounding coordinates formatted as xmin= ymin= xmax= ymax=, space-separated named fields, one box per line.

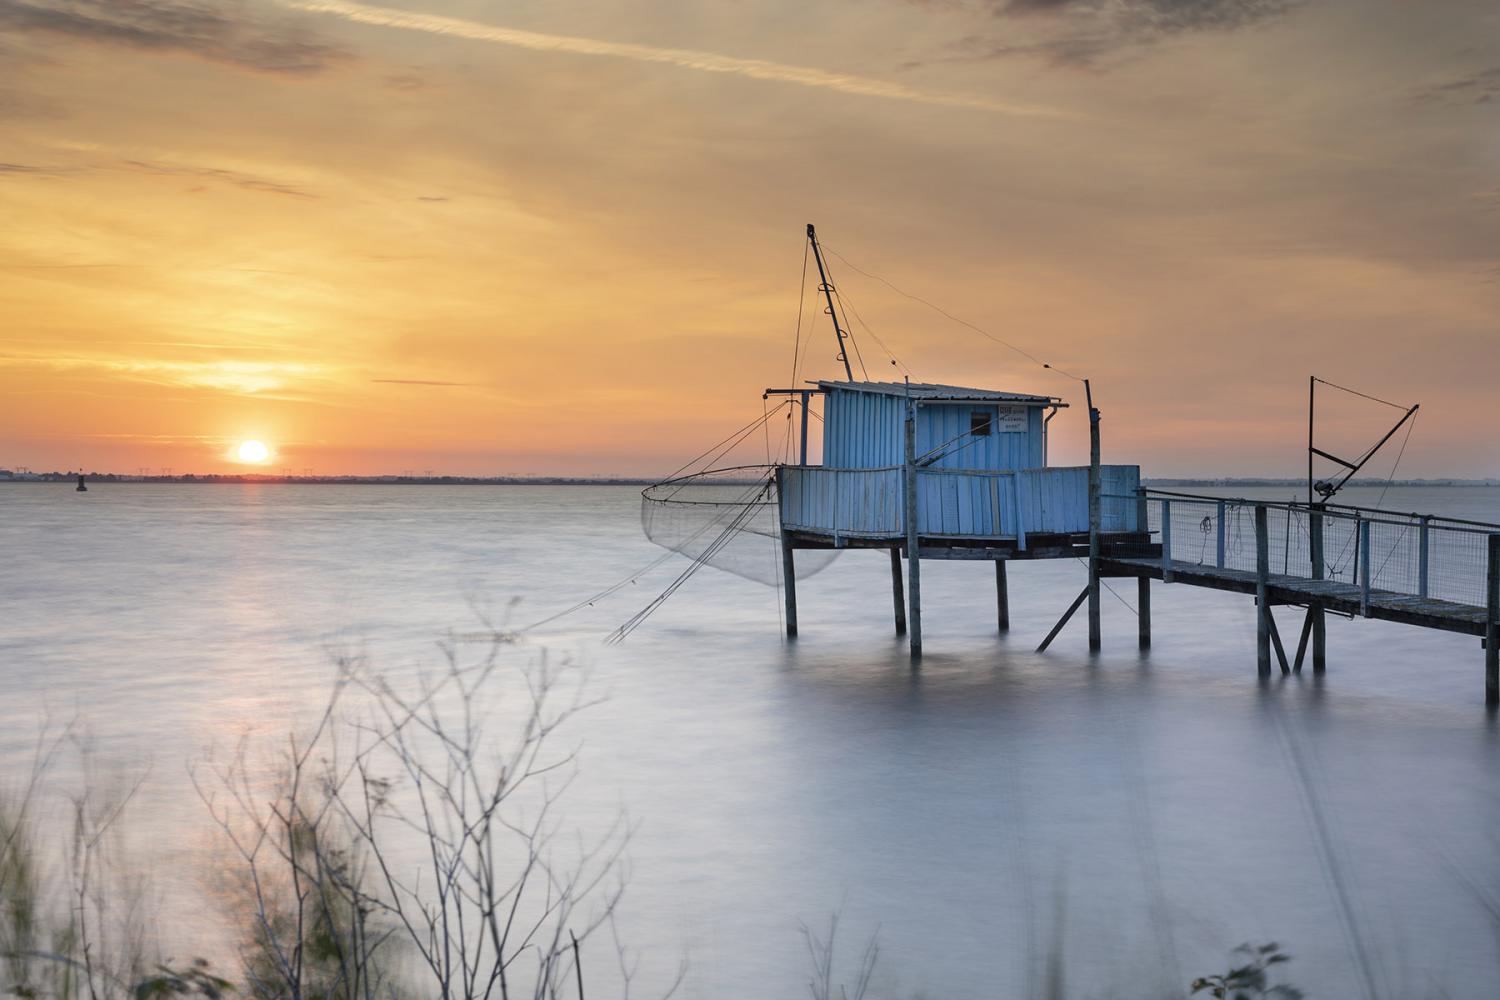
xmin=770 ymin=378 xmax=1147 ymax=655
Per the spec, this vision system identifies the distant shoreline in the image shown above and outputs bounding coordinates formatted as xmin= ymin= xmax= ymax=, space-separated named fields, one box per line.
xmin=0 ymin=473 xmax=662 ymax=486
xmin=3 ymin=473 xmax=1497 ymax=488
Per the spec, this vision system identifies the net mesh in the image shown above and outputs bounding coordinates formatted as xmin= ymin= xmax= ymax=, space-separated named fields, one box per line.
xmin=641 ymin=466 xmax=840 ymax=586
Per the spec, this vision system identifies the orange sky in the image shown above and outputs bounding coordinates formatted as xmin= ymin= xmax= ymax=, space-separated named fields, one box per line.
xmin=2 ymin=0 xmax=1496 ymax=478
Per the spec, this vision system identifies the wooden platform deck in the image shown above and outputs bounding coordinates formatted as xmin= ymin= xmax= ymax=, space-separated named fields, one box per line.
xmin=1102 ymin=557 xmax=1489 ymax=637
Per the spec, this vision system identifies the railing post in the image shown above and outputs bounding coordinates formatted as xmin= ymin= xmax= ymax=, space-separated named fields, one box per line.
xmin=1216 ymin=500 xmax=1226 ymax=568
xmin=1359 ymin=518 xmax=1371 ymax=617
xmin=1161 ymin=499 xmax=1173 ymax=583
xmin=1486 ymin=534 xmax=1498 ymax=706
xmin=1256 ymin=504 xmax=1271 ymax=679
xmin=1418 ymin=515 xmax=1431 ymax=599
xmin=1350 ymin=511 xmax=1362 ymax=586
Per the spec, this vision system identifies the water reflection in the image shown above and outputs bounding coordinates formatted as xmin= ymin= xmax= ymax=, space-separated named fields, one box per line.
xmin=2 ymin=484 xmax=1498 ymax=998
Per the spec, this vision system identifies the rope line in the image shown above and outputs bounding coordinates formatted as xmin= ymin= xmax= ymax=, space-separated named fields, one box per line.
xmin=607 ymin=477 xmax=773 ymax=643
xmin=822 ymin=244 xmax=1085 ymax=383
xmin=1313 ymin=377 xmax=1409 ymax=411
xmin=790 ymin=238 xmax=809 ymax=390
xmin=659 ymin=400 xmax=790 ymax=495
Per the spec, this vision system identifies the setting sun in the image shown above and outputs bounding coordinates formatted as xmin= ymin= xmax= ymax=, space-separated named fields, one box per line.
xmin=236 ymin=440 xmax=270 ymax=464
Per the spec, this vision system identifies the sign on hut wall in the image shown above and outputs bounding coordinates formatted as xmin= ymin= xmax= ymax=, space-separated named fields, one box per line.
xmin=995 ymin=405 xmax=1029 ymax=433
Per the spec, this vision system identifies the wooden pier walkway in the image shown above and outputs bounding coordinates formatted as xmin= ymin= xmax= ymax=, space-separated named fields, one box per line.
xmin=1098 ymin=492 xmax=1500 ymax=699
xmin=1103 ymin=558 xmax=1489 ymax=636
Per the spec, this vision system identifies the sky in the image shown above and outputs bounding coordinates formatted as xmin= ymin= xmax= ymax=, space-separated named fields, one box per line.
xmin=1 ymin=0 xmax=1496 ymax=478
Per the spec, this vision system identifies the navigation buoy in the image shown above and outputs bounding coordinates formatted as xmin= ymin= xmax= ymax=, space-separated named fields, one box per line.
xmin=76 ymin=474 xmax=87 ymax=492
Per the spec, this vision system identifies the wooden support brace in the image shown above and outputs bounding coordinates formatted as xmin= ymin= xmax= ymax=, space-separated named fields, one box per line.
xmin=1038 ymin=586 xmax=1090 ymax=653
xmin=1293 ymin=606 xmax=1315 ymax=674
xmin=1266 ymin=603 xmax=1291 ymax=676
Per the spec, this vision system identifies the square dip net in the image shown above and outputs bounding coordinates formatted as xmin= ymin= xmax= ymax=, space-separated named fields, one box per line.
xmin=641 ymin=466 xmax=839 ymax=586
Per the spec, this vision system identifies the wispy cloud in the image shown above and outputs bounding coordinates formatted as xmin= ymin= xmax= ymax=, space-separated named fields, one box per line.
xmin=950 ymin=0 xmax=1301 ymax=67
xmin=0 ymin=0 xmax=350 ymax=75
xmin=2 ymin=354 xmax=329 ymax=394
xmin=277 ymin=0 xmax=1064 ymax=116
xmin=1410 ymin=65 xmax=1500 ymax=108
xmin=119 ymin=157 xmax=317 ymax=198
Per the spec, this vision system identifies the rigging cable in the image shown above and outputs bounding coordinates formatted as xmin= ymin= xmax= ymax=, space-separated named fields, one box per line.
xmin=1313 ymin=377 xmax=1407 ymax=411
xmin=817 ymin=254 xmax=870 ymax=380
xmin=789 ymin=237 xmax=809 ymax=390
xmin=659 ymin=400 xmax=790 ymax=495
xmin=827 ymin=271 xmax=914 ymax=377
xmin=822 ymin=244 xmax=1085 ymax=383
xmin=607 ymin=478 xmax=772 ymax=643
xmin=1369 ymin=411 xmax=1421 ymax=583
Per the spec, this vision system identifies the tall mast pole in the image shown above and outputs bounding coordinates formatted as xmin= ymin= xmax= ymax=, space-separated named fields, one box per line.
xmin=806 ymin=223 xmax=855 ymax=381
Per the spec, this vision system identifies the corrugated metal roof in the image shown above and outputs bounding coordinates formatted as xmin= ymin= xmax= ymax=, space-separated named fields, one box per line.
xmin=813 ymin=380 xmax=1066 ymax=406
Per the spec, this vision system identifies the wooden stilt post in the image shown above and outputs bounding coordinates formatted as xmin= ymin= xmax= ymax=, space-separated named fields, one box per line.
xmin=1309 ymin=504 xmax=1327 ymax=673
xmin=1086 ymin=383 xmax=1101 ymax=651
xmin=1359 ymin=517 xmax=1372 ymax=617
xmin=1137 ymin=576 xmax=1151 ymax=650
xmin=904 ymin=397 xmax=922 ymax=660
xmin=995 ymin=560 xmax=1010 ymax=633
xmin=781 ymin=532 xmax=798 ymax=638
xmin=890 ymin=548 xmax=907 ymax=637
xmin=1256 ymin=504 xmax=1271 ymax=679
xmin=1486 ymin=533 xmax=1498 ymax=706
xmin=776 ymin=465 xmax=797 ymax=638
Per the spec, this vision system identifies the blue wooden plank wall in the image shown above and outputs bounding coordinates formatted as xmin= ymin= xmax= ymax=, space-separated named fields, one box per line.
xmin=913 ymin=403 xmax=1042 ymax=470
xmin=821 ymin=389 xmax=904 ymax=468
xmin=821 ymin=390 xmax=1045 ymax=471
xmin=780 ymin=465 xmax=1141 ymax=540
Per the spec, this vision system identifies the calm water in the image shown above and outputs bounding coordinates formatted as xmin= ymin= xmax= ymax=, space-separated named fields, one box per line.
xmin=4 ymin=483 xmax=1500 ymax=998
